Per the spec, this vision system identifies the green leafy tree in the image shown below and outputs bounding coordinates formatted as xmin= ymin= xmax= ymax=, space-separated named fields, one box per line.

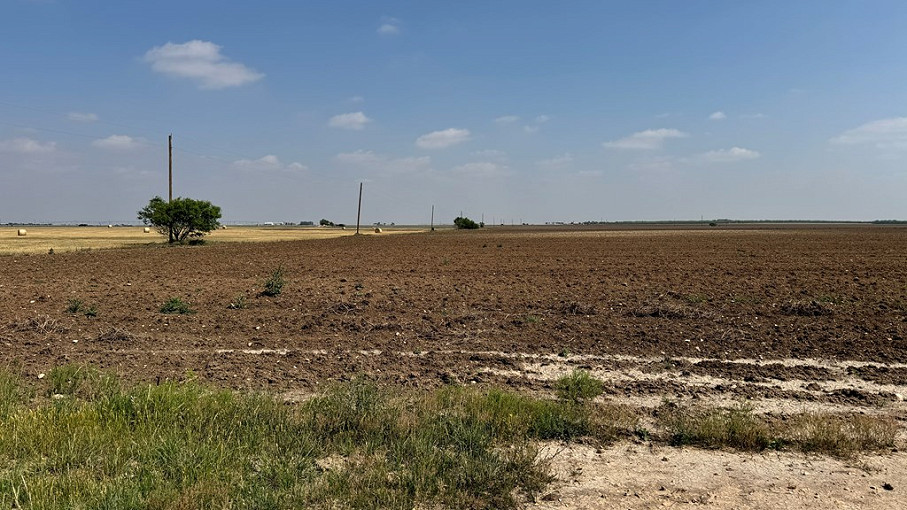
xmin=138 ymin=196 xmax=222 ymax=244
xmin=454 ymin=216 xmax=480 ymax=229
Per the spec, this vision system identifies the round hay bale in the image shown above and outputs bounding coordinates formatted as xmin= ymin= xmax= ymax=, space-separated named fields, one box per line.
xmin=374 ymin=227 xmax=383 ymax=233
xmin=143 ymin=227 xmax=151 ymax=233
xmin=221 ymin=225 xmax=227 ymax=229
xmin=107 ymin=224 xmax=113 ymax=228
xmin=17 ymin=229 xmax=27 ymax=237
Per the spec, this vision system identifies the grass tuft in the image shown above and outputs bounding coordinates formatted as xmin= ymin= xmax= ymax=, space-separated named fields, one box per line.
xmin=160 ymin=297 xmax=194 ymax=314
xmin=554 ymin=370 xmax=604 ymax=404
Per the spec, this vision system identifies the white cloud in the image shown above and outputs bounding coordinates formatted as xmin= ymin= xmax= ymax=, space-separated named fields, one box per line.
xmin=92 ymin=135 xmax=143 ymax=151
xmin=451 ymin=161 xmax=511 ymax=178
xmin=709 ymin=111 xmax=727 ymax=121
xmin=67 ymin=112 xmax=98 ymax=122
xmin=696 ymin=147 xmax=761 ymax=163
xmin=603 ymin=128 xmax=688 ymax=150
xmin=523 ymin=125 xmax=540 ymax=134
xmin=378 ymin=17 xmax=401 ymax=35
xmin=328 ymin=111 xmax=372 ymax=130
xmin=535 ymin=114 xmax=551 ymax=123
xmin=0 ymin=137 xmax=56 ymax=154
xmin=233 ymin=155 xmax=306 ymax=172
xmin=335 ymin=150 xmax=431 ymax=174
xmin=415 ymin=128 xmax=471 ymax=149
xmin=348 ymin=95 xmax=365 ymax=103
xmin=536 ymin=153 xmax=574 ymax=170
xmin=143 ymin=40 xmax=263 ymax=90
xmin=830 ymin=117 xmax=907 ymax=150
xmin=494 ymin=115 xmax=520 ymax=124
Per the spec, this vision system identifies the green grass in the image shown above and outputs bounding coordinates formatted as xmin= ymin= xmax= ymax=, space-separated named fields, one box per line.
xmin=554 ymin=369 xmax=604 ymax=404
xmin=160 ymin=297 xmax=194 ymax=314
xmin=658 ymin=402 xmax=898 ymax=457
xmin=0 ymin=367 xmax=899 ymax=509
xmin=0 ymin=368 xmax=586 ymax=509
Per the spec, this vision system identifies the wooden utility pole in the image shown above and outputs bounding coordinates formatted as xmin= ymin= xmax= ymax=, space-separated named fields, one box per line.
xmin=431 ymin=205 xmax=435 ymax=231
xmin=355 ymin=182 xmax=363 ymax=235
xmin=168 ymin=133 xmax=173 ymax=202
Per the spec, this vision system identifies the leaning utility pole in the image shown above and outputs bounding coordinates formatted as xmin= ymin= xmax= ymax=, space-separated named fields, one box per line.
xmin=355 ymin=182 xmax=363 ymax=235
xmin=168 ymin=133 xmax=173 ymax=202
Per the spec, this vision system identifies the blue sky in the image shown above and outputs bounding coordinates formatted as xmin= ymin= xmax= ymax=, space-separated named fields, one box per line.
xmin=2 ymin=1 xmax=907 ymax=224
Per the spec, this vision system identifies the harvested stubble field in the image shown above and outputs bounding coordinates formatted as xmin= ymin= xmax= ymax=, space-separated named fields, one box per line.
xmin=0 ymin=225 xmax=413 ymax=255
xmin=2 ymin=224 xmax=907 ymax=508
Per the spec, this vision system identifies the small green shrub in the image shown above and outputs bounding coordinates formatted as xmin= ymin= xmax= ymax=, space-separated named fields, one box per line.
xmin=555 ymin=370 xmax=604 ymax=404
xmin=160 ymin=297 xmax=194 ymax=314
xmin=261 ymin=266 xmax=285 ymax=297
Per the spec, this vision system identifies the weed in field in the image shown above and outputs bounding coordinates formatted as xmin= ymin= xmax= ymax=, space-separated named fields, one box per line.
xmin=66 ymin=298 xmax=98 ymax=317
xmin=160 ymin=297 xmax=194 ymax=314
xmin=261 ymin=266 xmax=285 ymax=297
xmin=780 ymin=299 xmax=834 ymax=317
xmin=66 ymin=298 xmax=84 ymax=314
xmin=555 ymin=370 xmax=604 ymax=404
xmin=228 ymin=293 xmax=247 ymax=310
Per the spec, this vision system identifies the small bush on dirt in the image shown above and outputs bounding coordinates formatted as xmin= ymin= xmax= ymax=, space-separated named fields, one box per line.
xmin=261 ymin=266 xmax=285 ymax=297
xmin=555 ymin=370 xmax=604 ymax=404
xmin=160 ymin=297 xmax=194 ymax=314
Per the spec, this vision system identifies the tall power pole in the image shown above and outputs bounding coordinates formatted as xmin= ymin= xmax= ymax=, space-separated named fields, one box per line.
xmin=168 ymin=134 xmax=173 ymax=202
xmin=430 ymin=205 xmax=435 ymax=231
xmin=356 ymin=182 xmax=363 ymax=235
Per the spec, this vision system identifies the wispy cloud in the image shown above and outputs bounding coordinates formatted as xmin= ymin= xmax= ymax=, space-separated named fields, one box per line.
xmin=451 ymin=161 xmax=511 ymax=178
xmin=233 ymin=155 xmax=307 ymax=172
xmin=603 ymin=128 xmax=688 ymax=150
xmin=536 ymin=153 xmax=574 ymax=170
xmin=694 ymin=147 xmax=760 ymax=163
xmin=143 ymin=40 xmax=263 ymax=90
xmin=328 ymin=112 xmax=372 ymax=130
xmin=378 ymin=17 xmax=401 ymax=35
xmin=709 ymin=111 xmax=727 ymax=121
xmin=0 ymin=137 xmax=56 ymax=154
xmin=67 ymin=112 xmax=98 ymax=123
xmin=830 ymin=117 xmax=907 ymax=150
xmin=416 ymin=128 xmax=471 ymax=149
xmin=335 ymin=150 xmax=431 ymax=174
xmin=494 ymin=115 xmax=520 ymax=124
xmin=92 ymin=135 xmax=144 ymax=151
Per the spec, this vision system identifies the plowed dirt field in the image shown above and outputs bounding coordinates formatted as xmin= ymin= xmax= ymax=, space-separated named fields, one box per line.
xmin=4 ymin=224 xmax=907 ymax=508
xmin=3 ymin=225 xmax=906 ymax=400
